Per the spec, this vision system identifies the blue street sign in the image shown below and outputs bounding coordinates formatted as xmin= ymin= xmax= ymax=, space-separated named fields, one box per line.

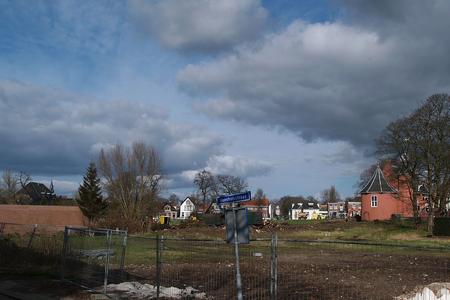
xmin=217 ymin=191 xmax=251 ymax=205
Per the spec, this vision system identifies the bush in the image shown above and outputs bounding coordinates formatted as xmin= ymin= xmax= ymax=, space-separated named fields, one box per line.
xmin=433 ymin=217 xmax=450 ymax=236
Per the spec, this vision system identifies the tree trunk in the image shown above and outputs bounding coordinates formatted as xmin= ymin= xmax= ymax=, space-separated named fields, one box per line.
xmin=427 ymin=207 xmax=434 ymax=236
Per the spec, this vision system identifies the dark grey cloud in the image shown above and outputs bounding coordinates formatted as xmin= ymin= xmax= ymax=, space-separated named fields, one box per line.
xmin=178 ymin=1 xmax=450 ymax=149
xmin=128 ymin=0 xmax=267 ymax=54
xmin=0 ymin=80 xmax=224 ymax=176
xmin=0 ymin=80 xmax=273 ymax=190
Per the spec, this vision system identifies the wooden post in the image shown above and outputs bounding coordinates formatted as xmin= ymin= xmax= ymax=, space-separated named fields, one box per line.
xmin=27 ymin=224 xmax=37 ymax=249
xmin=156 ymin=235 xmax=162 ymax=299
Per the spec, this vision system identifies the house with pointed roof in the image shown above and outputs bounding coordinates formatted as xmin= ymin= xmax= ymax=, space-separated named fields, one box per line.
xmin=16 ymin=182 xmax=55 ymax=204
xmin=161 ymin=202 xmax=178 ymax=220
xmin=360 ymin=164 xmax=427 ymax=221
xmin=179 ymin=197 xmax=195 ymax=219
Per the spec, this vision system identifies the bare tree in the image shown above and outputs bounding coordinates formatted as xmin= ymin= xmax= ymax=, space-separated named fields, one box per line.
xmin=216 ymin=174 xmax=248 ymax=195
xmin=98 ymin=142 xmax=163 ymax=229
xmin=18 ymin=172 xmax=31 ymax=189
xmin=414 ymin=94 xmax=450 ymax=233
xmin=377 ymin=94 xmax=450 ymax=234
xmin=253 ymin=188 xmax=266 ymax=201
xmin=377 ymin=117 xmax=423 ymax=223
xmin=321 ymin=186 xmax=340 ymax=204
xmin=1 ymin=169 xmax=18 ymax=203
xmin=168 ymin=193 xmax=180 ymax=205
xmin=193 ymin=170 xmax=217 ymax=203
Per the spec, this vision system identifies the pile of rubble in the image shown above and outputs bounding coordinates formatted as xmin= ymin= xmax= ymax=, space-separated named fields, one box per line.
xmin=395 ymin=282 xmax=450 ymax=300
xmin=107 ymin=282 xmax=207 ymax=299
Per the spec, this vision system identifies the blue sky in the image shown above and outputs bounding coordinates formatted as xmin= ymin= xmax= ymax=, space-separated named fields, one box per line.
xmin=1 ymin=0 xmax=449 ymax=200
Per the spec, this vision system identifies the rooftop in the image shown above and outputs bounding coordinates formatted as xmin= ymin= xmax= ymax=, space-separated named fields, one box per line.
xmin=360 ymin=165 xmax=397 ymax=194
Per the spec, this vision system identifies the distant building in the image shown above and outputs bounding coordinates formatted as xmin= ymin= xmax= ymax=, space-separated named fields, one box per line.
xmin=347 ymin=201 xmax=362 ymax=217
xmin=290 ymin=203 xmax=305 ymax=220
xmin=240 ymin=198 xmax=270 ymax=219
xmin=290 ymin=202 xmax=321 ymax=220
xmin=161 ymin=203 xmax=178 ymax=220
xmin=16 ymin=182 xmax=55 ymax=204
xmin=360 ymin=164 xmax=428 ymax=221
xmin=205 ymin=202 xmax=221 ymax=214
xmin=268 ymin=203 xmax=280 ymax=219
xmin=179 ymin=197 xmax=195 ymax=219
xmin=328 ymin=202 xmax=346 ymax=218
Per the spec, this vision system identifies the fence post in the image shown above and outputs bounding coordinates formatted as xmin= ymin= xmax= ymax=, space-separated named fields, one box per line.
xmin=156 ymin=234 xmax=163 ymax=299
xmin=103 ymin=230 xmax=112 ymax=294
xmin=270 ymin=233 xmax=278 ymax=300
xmin=120 ymin=231 xmax=128 ymax=280
xmin=60 ymin=226 xmax=69 ymax=280
xmin=27 ymin=224 xmax=37 ymax=249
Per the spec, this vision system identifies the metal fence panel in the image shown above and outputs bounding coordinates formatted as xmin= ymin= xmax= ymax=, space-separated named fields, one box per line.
xmin=3 ymin=222 xmax=450 ymax=299
xmin=0 ymin=222 xmax=63 ymax=276
xmin=61 ymin=226 xmax=127 ymax=293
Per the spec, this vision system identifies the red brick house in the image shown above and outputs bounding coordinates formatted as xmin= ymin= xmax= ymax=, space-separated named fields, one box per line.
xmin=360 ymin=164 xmax=427 ymax=221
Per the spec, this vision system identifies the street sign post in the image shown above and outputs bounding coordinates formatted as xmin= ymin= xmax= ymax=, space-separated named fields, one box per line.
xmin=216 ymin=191 xmax=251 ymax=300
xmin=216 ymin=191 xmax=251 ymax=206
xmin=225 ymin=208 xmax=249 ymax=244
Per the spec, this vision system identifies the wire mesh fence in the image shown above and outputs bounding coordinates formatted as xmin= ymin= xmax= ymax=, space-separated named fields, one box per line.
xmin=2 ymin=222 xmax=450 ymax=299
xmin=0 ymin=222 xmax=64 ymax=276
xmin=121 ymin=236 xmax=450 ymax=299
xmin=61 ymin=226 xmax=127 ymax=292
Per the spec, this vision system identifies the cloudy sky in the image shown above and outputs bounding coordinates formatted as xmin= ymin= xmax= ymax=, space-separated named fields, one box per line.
xmin=1 ymin=0 xmax=449 ymax=199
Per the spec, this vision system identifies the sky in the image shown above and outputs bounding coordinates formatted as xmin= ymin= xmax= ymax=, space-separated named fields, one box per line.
xmin=1 ymin=0 xmax=449 ymax=200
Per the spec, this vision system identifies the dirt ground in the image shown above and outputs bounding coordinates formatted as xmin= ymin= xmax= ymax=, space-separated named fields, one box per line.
xmin=0 ymin=275 xmax=91 ymax=300
xmin=2 ymin=220 xmax=450 ymax=299
xmin=124 ymin=245 xmax=450 ymax=299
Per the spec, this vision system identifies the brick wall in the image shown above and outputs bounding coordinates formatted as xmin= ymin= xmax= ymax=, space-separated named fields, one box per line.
xmin=0 ymin=204 xmax=86 ymax=229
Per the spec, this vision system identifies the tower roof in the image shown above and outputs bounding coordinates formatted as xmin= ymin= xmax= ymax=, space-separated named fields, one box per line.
xmin=360 ymin=165 xmax=397 ymax=194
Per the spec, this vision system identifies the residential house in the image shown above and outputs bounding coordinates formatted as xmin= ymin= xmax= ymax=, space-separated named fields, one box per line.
xmin=347 ymin=201 xmax=362 ymax=217
xmin=328 ymin=202 xmax=346 ymax=218
xmin=318 ymin=204 xmax=329 ymax=219
xmin=290 ymin=203 xmax=305 ymax=220
xmin=240 ymin=198 xmax=270 ymax=219
xmin=161 ymin=202 xmax=178 ymax=220
xmin=205 ymin=202 xmax=221 ymax=214
xmin=179 ymin=197 xmax=196 ymax=219
xmin=360 ymin=163 xmax=428 ymax=221
xmin=268 ymin=203 xmax=280 ymax=219
xmin=16 ymin=182 xmax=55 ymax=204
xmin=304 ymin=202 xmax=321 ymax=220
xmin=290 ymin=202 xmax=321 ymax=220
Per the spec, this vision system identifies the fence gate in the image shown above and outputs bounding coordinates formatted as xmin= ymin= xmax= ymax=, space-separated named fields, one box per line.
xmin=60 ymin=226 xmax=127 ymax=293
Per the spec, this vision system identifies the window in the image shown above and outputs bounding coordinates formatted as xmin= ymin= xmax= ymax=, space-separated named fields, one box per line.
xmin=371 ymin=195 xmax=378 ymax=207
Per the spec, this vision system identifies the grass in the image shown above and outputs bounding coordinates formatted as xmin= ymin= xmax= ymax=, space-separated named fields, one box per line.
xmin=3 ymin=219 xmax=450 ymax=271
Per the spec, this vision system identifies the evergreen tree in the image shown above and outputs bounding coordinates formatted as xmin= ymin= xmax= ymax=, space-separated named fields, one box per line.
xmin=77 ymin=162 xmax=107 ymax=224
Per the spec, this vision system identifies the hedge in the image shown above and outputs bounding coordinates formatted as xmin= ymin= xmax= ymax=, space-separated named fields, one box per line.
xmin=433 ymin=217 xmax=450 ymax=236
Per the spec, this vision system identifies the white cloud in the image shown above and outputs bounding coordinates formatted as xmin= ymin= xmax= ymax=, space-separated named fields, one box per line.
xmin=205 ymin=155 xmax=272 ymax=177
xmin=128 ymin=0 xmax=267 ymax=53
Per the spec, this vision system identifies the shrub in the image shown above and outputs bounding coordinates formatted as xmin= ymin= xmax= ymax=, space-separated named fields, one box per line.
xmin=433 ymin=217 xmax=450 ymax=236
